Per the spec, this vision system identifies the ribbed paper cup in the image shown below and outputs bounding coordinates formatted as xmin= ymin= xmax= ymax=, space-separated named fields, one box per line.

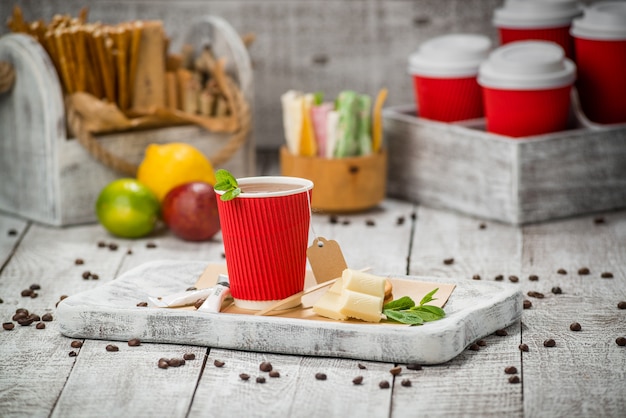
xmin=493 ymin=0 xmax=582 ymax=60
xmin=478 ymin=41 xmax=576 ymax=137
xmin=215 ymin=176 xmax=313 ymax=310
xmin=571 ymin=2 xmax=626 ymax=124
xmin=408 ymin=34 xmax=491 ymax=122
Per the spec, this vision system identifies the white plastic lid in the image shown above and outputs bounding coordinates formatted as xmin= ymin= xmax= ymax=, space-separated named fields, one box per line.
xmin=408 ymin=34 xmax=492 ymax=78
xmin=571 ymin=2 xmax=626 ymax=40
xmin=478 ymin=41 xmax=576 ymax=90
xmin=493 ymin=0 xmax=583 ymax=29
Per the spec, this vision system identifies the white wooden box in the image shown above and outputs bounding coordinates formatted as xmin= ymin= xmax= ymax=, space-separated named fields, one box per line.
xmin=384 ymin=104 xmax=626 ymax=225
xmin=0 ymin=16 xmax=255 ymax=226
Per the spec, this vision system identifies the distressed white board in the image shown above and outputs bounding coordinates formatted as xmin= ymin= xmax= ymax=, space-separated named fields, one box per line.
xmin=56 ymin=259 xmax=522 ymax=365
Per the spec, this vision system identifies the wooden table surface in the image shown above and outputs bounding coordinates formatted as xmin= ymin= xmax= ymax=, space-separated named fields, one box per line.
xmin=1 ymin=153 xmax=625 ymax=418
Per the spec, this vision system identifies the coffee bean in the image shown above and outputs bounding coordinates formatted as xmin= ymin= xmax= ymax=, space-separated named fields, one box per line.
xmin=105 ymin=344 xmax=119 ymax=352
xmin=69 ymin=351 xmax=77 ymax=357
xmin=75 ymin=258 xmax=84 ymax=265
xmin=8 ymin=229 xmax=17 ymax=236
xmin=477 ymin=340 xmax=487 ymax=347
xmin=214 ymin=360 xmax=225 ymax=368
xmin=260 ymin=361 xmax=273 ymax=372
xmin=527 ymin=291 xmax=545 ymax=299
xmin=158 ymin=359 xmax=169 ymax=369
xmin=616 ymin=337 xmax=626 ymax=346
xmin=71 ymin=340 xmax=83 ymax=348
xmin=42 ymin=313 xmax=53 ymax=322
xmin=169 ymin=358 xmax=182 ymax=367
xmin=469 ymin=343 xmax=480 ymax=351
xmin=18 ymin=317 xmax=34 ymax=326
xmin=108 ymin=243 xmax=118 ymax=251
xmin=36 ymin=322 xmax=45 ymax=329
xmin=136 ymin=301 xmax=148 ymax=307
xmin=179 ymin=358 xmax=186 ymax=366
xmin=329 ymin=215 xmax=338 ymax=224
xmin=390 ymin=366 xmax=402 ymax=376
xmin=401 ymin=379 xmax=412 ymax=387
xmin=601 ymin=272 xmax=614 ymax=279
xmin=91 ymin=274 xmax=99 ymax=280
xmin=239 ymin=373 xmax=250 ymax=381
xmin=523 ymin=300 xmax=532 ymax=309
xmin=194 ymin=298 xmax=205 ymax=309
xmin=379 ymin=380 xmax=390 ymax=389
xmin=406 ymin=363 xmax=422 ymax=370
xmin=30 ymin=284 xmax=41 ymax=290
xmin=543 ymin=339 xmax=556 ymax=347
xmin=479 ymin=223 xmax=486 ymax=230
xmin=593 ymin=216 xmax=605 ymax=225
xmin=21 ymin=289 xmax=33 ymax=297
xmin=12 ymin=312 xmax=27 ymax=321
xmin=504 ymin=366 xmax=517 ymax=374
xmin=410 ymin=212 xmax=416 ymax=220
xmin=352 ymin=376 xmax=363 ymax=385
xmin=97 ymin=241 xmax=106 ymax=248
xmin=127 ymin=249 xmax=133 ymax=255
xmin=494 ymin=275 xmax=504 ymax=281
xmin=82 ymin=271 xmax=91 ymax=280
xmin=183 ymin=353 xmax=195 ymax=361
xmin=365 ymin=219 xmax=376 ymax=227
xmin=495 ymin=329 xmax=508 ymax=337
xmin=519 ymin=343 xmax=529 ymax=352
xmin=509 ymin=376 xmax=520 ymax=384
xmin=551 ymin=287 xmax=563 ymax=295
xmin=472 ymin=274 xmax=481 ymax=280
xmin=508 ymin=275 xmax=519 ymax=283
xmin=342 ymin=220 xmax=351 ymax=226
xmin=315 ymin=373 xmax=327 ymax=381
xmin=529 ymin=274 xmax=539 ymax=281
xmin=357 ymin=363 xmax=367 ymax=370
xmin=0 ymin=298 xmax=3 ymax=303
xmin=256 ymin=376 xmax=266 ymax=384
xmin=3 ymin=322 xmax=14 ymax=330
xmin=220 ymin=252 xmax=226 ymax=259
xmin=269 ymin=371 xmax=280 ymax=378
xmin=128 ymin=338 xmax=141 ymax=347
xmin=28 ymin=314 xmax=40 ymax=322
xmin=557 ymin=269 xmax=567 ymax=275
xmin=618 ymin=301 xmax=626 ymax=310
xmin=578 ymin=267 xmax=590 ymax=275
xmin=396 ymin=216 xmax=405 ymax=226
xmin=30 ymin=292 xmax=38 ymax=299
xmin=570 ymin=322 xmax=582 ymax=332
xmin=443 ymin=258 xmax=454 ymax=265
xmin=146 ymin=242 xmax=157 ymax=249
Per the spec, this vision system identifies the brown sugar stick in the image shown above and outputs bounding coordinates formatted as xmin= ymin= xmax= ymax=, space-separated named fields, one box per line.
xmin=72 ymin=27 xmax=88 ymax=92
xmin=103 ymin=30 xmax=119 ymax=104
xmin=165 ymin=71 xmax=178 ymax=110
xmin=43 ymin=31 xmax=61 ymax=75
xmin=177 ymin=68 xmax=196 ymax=113
xmin=114 ymin=27 xmax=130 ymax=110
xmin=53 ymin=29 xmax=75 ymax=93
xmin=84 ymin=25 xmax=104 ymax=98
xmin=166 ymin=54 xmax=183 ymax=72
xmin=94 ymin=29 xmax=116 ymax=103
xmin=131 ymin=21 xmax=166 ymax=113
xmin=199 ymin=89 xmax=215 ymax=116
xmin=78 ymin=7 xmax=89 ymax=24
xmin=180 ymin=44 xmax=195 ymax=70
xmin=7 ymin=5 xmax=28 ymax=33
xmin=127 ymin=21 xmax=143 ymax=105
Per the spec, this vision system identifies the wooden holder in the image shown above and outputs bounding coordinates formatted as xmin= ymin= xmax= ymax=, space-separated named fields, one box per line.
xmin=280 ymin=146 xmax=387 ymax=213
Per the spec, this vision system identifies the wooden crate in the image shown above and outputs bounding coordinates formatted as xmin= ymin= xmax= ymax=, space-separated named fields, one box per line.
xmin=384 ymin=104 xmax=626 ymax=225
xmin=0 ymin=16 xmax=255 ymax=226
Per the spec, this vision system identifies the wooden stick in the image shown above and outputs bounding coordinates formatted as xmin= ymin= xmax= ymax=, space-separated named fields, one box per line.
xmin=254 ymin=279 xmax=338 ymax=316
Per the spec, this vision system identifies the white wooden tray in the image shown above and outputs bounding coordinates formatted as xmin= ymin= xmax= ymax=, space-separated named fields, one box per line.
xmin=56 ymin=260 xmax=522 ymax=365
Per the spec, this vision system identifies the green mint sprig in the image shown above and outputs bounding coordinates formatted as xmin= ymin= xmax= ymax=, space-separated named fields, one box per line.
xmin=382 ymin=288 xmax=445 ymax=326
xmin=213 ymin=169 xmax=241 ymax=201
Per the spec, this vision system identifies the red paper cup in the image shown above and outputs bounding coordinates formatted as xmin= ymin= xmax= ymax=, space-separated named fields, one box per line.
xmin=478 ymin=41 xmax=576 ymax=137
xmin=408 ymin=34 xmax=491 ymax=122
xmin=571 ymin=2 xmax=626 ymax=125
xmin=498 ymin=26 xmax=575 ymax=60
xmin=215 ymin=176 xmax=313 ymax=310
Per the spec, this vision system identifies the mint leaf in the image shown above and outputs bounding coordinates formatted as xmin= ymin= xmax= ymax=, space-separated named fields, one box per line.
xmin=413 ymin=305 xmax=445 ymax=317
xmin=221 ymin=188 xmax=241 ymax=201
xmin=383 ymin=296 xmax=415 ymax=311
xmin=384 ymin=310 xmax=425 ymax=326
xmin=382 ymin=288 xmax=445 ymax=326
xmin=419 ymin=288 xmax=439 ymax=306
xmin=214 ymin=169 xmax=240 ymax=201
xmin=409 ymin=307 xmax=444 ymax=322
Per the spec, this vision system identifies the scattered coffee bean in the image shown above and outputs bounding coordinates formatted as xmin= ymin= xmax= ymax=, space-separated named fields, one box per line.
xmin=12 ymin=312 xmax=27 ymax=321
xmin=479 ymin=223 xmax=486 ymax=230
xmin=97 ymin=241 xmax=107 ymax=248
xmin=401 ymin=379 xmax=412 ymax=387
xmin=18 ymin=317 xmax=34 ymax=326
xmin=494 ymin=275 xmax=504 ymax=281
xmin=357 ymin=363 xmax=367 ymax=370
xmin=616 ymin=337 xmax=626 ymax=346
xmin=472 ymin=274 xmax=481 ymax=280
xmin=396 ymin=216 xmax=405 ymax=226
xmin=127 ymin=249 xmax=133 ymax=255
xmin=194 ymin=298 xmax=205 ymax=309
xmin=220 ymin=252 xmax=226 ymax=259
xmin=108 ymin=243 xmax=118 ymax=251
xmin=315 ymin=373 xmax=327 ymax=381
xmin=8 ymin=229 xmax=17 ymax=236
xmin=42 ymin=313 xmax=53 ymax=322
xmin=21 ymin=289 xmax=33 ymax=297
xmin=365 ymin=219 xmax=376 ymax=227
xmin=146 ymin=242 xmax=157 ymax=249
xmin=0 ymin=298 xmax=3 ymax=303
xmin=593 ymin=216 xmax=605 ymax=225
xmin=443 ymin=258 xmax=454 ymax=265
xmin=352 ymin=376 xmax=363 ymax=385
xmin=214 ymin=360 xmax=225 ymax=368
xmin=71 ymin=341 xmax=83 ymax=348
xmin=569 ymin=322 xmax=582 ymax=331
xmin=379 ymin=380 xmax=390 ymax=389
xmin=30 ymin=292 xmax=38 ymax=299
xmin=69 ymin=351 xmax=77 ymax=357
xmin=410 ymin=212 xmax=416 ymax=220
xmin=239 ymin=373 xmax=250 ymax=381
xmin=406 ymin=363 xmax=422 ymax=370
xmin=256 ymin=377 xmax=266 ymax=384
xmin=260 ymin=361 xmax=273 ymax=372
xmin=91 ymin=274 xmax=99 ymax=280
xmin=469 ymin=343 xmax=480 ymax=351
xmin=509 ymin=376 xmax=520 ymax=384
xmin=30 ymin=284 xmax=41 ymax=290
xmin=158 ymin=359 xmax=169 ymax=369
xmin=16 ymin=308 xmax=28 ymax=314
xmin=551 ymin=287 xmax=563 ymax=295
xmin=329 ymin=215 xmax=338 ymax=224
xmin=36 ymin=322 xmax=45 ymax=329
xmin=523 ymin=300 xmax=532 ymax=309
xmin=105 ymin=344 xmax=119 ymax=352
xmin=477 ymin=340 xmax=487 ymax=347
xmin=342 ymin=220 xmax=351 ymax=226
xmin=28 ymin=314 xmax=40 ymax=322
xmin=578 ymin=267 xmax=590 ymax=275
xmin=169 ymin=358 xmax=182 ymax=367
xmin=527 ymin=291 xmax=545 ymax=299
xmin=75 ymin=258 xmax=84 ymax=265
xmin=186 ymin=286 xmax=197 ymax=291
xmin=618 ymin=301 xmax=626 ymax=310
xmin=3 ymin=322 xmax=14 ymax=330
xmin=269 ymin=371 xmax=280 ymax=378
xmin=519 ymin=343 xmax=529 ymax=352
xmin=528 ymin=275 xmax=539 ymax=281
xmin=557 ymin=268 xmax=567 ymax=275
xmin=504 ymin=366 xmax=517 ymax=374
xmin=82 ymin=271 xmax=91 ymax=279
xmin=508 ymin=275 xmax=519 ymax=283
xmin=128 ymin=338 xmax=141 ymax=347
xmin=601 ymin=272 xmax=614 ymax=279
xmin=543 ymin=339 xmax=556 ymax=347
xmin=495 ymin=329 xmax=508 ymax=337
xmin=183 ymin=353 xmax=196 ymax=361
xmin=136 ymin=301 xmax=148 ymax=307
xmin=389 ymin=366 xmax=402 ymax=376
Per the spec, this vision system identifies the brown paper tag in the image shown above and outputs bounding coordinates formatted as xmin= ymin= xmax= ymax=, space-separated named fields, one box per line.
xmin=306 ymin=237 xmax=348 ymax=284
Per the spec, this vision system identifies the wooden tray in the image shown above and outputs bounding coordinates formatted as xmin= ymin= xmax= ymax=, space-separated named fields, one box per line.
xmin=56 ymin=260 xmax=522 ymax=365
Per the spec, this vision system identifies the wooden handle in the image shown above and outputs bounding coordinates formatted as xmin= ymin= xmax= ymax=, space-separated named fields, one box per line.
xmin=0 ymin=61 xmax=16 ymax=95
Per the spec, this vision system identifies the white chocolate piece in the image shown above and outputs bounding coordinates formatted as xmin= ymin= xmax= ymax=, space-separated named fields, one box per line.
xmin=342 ymin=269 xmax=385 ymax=298
xmin=339 ymin=290 xmax=383 ymax=323
xmin=312 ymin=291 xmax=348 ymax=320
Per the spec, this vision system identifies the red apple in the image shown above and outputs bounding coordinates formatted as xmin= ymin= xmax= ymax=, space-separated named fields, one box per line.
xmin=162 ymin=182 xmax=221 ymax=241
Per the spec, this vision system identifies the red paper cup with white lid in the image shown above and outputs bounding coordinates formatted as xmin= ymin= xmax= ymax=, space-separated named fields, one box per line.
xmin=571 ymin=2 xmax=626 ymax=125
xmin=493 ymin=0 xmax=583 ymax=60
xmin=408 ymin=34 xmax=491 ymax=122
xmin=478 ymin=41 xmax=576 ymax=137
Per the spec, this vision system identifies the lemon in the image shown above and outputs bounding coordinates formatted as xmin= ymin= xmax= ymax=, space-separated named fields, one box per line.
xmin=137 ymin=143 xmax=216 ymax=201
xmin=96 ymin=178 xmax=160 ymax=238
